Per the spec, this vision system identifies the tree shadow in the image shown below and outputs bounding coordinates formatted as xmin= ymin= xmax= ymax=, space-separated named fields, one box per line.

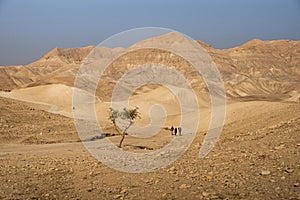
xmin=124 ymin=144 xmax=154 ymax=150
xmin=81 ymin=133 xmax=116 ymax=142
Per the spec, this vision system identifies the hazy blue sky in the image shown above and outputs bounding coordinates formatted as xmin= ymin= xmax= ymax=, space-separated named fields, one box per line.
xmin=0 ymin=0 xmax=299 ymax=65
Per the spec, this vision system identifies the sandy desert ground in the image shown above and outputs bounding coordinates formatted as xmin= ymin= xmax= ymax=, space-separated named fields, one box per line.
xmin=0 ymin=95 xmax=299 ymax=199
xmin=0 ymin=33 xmax=299 ymax=199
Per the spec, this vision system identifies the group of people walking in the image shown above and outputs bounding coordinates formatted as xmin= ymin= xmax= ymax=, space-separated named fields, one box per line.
xmin=170 ymin=126 xmax=182 ymax=136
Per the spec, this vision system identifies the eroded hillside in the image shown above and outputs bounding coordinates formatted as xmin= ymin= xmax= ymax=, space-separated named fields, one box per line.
xmin=0 ymin=33 xmax=299 ymax=102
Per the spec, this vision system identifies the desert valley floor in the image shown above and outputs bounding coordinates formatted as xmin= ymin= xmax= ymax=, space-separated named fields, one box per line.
xmin=0 ymin=96 xmax=299 ymax=199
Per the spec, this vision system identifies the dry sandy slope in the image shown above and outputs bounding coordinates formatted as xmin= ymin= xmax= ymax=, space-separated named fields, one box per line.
xmin=0 ymin=83 xmax=209 ymax=133
xmin=0 ymin=96 xmax=79 ymax=145
xmin=0 ymin=95 xmax=299 ymax=199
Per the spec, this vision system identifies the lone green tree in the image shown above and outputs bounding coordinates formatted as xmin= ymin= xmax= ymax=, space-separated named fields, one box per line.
xmin=108 ymin=107 xmax=140 ymax=148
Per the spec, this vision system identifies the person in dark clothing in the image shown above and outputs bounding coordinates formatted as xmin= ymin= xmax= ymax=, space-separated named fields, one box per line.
xmin=170 ymin=126 xmax=174 ymax=135
xmin=174 ymin=127 xmax=177 ymax=136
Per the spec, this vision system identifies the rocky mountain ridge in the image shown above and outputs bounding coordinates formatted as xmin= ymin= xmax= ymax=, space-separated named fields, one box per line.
xmin=0 ymin=35 xmax=299 ymax=102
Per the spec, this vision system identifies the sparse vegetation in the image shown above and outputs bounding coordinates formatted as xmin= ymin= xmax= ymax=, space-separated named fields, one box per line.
xmin=108 ymin=107 xmax=141 ymax=148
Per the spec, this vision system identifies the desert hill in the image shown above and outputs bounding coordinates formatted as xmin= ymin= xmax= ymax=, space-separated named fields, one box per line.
xmin=211 ymin=39 xmax=300 ymax=101
xmin=0 ymin=34 xmax=299 ymax=103
xmin=0 ymin=46 xmax=93 ymax=90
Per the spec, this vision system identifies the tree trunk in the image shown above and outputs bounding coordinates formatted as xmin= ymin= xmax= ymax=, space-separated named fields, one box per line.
xmin=118 ymin=121 xmax=132 ymax=148
xmin=118 ymin=133 xmax=125 ymax=148
xmin=113 ymin=122 xmax=122 ymax=135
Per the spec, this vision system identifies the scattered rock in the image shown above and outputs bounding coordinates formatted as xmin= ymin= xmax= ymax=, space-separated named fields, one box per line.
xmin=260 ymin=170 xmax=271 ymax=175
xmin=179 ymin=184 xmax=191 ymax=189
xmin=120 ymin=189 xmax=127 ymax=194
xmin=169 ymin=166 xmax=176 ymax=171
xmin=113 ymin=194 xmax=123 ymax=199
xmin=211 ymin=195 xmax=220 ymax=199
xmin=39 ymin=161 xmax=45 ymax=165
xmin=168 ymin=166 xmax=176 ymax=174
xmin=285 ymin=168 xmax=294 ymax=173
xmin=202 ymin=192 xmax=210 ymax=197
xmin=190 ymin=172 xmax=199 ymax=178
xmin=274 ymin=144 xmax=285 ymax=150
xmin=145 ymin=178 xmax=153 ymax=184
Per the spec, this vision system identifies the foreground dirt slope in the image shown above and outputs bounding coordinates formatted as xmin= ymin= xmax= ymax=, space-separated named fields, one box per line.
xmin=0 ymin=97 xmax=299 ymax=199
xmin=0 ymin=96 xmax=79 ymax=144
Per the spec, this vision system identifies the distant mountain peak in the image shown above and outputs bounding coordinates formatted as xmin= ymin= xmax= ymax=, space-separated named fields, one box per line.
xmin=242 ymin=38 xmax=264 ymax=46
xmin=43 ymin=46 xmax=94 ymax=62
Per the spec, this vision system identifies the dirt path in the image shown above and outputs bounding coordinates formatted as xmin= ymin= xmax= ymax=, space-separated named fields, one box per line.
xmin=0 ymin=142 xmax=80 ymax=155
